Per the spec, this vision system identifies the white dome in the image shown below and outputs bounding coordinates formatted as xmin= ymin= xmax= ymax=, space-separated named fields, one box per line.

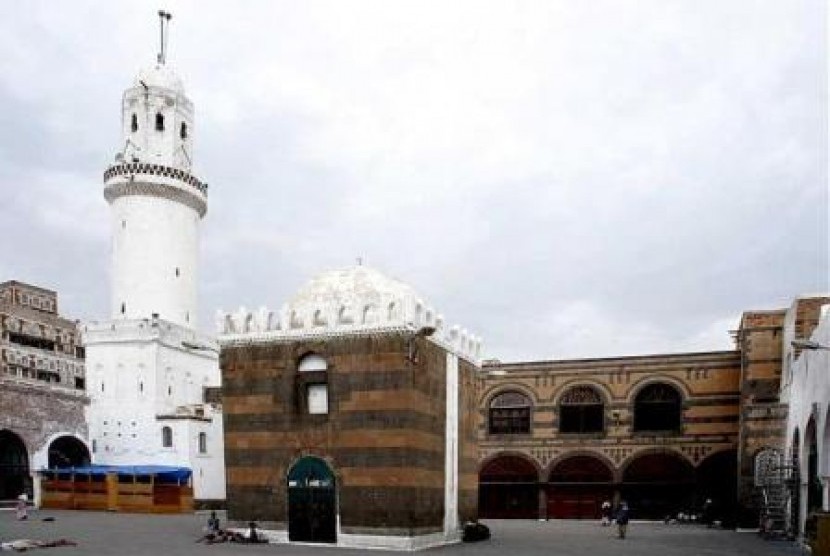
xmin=217 ymin=265 xmax=482 ymax=362
xmin=286 ymin=265 xmax=421 ymax=324
xmin=133 ymin=64 xmax=185 ymax=94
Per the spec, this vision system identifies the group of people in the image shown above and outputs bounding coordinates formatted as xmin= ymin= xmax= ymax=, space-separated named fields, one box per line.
xmin=600 ymin=500 xmax=630 ymax=539
xmin=196 ymin=512 xmax=267 ymax=545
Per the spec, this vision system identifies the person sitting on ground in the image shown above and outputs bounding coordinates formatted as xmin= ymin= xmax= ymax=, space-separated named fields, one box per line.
xmin=601 ymin=500 xmax=612 ymax=526
xmin=245 ymin=521 xmax=267 ymax=543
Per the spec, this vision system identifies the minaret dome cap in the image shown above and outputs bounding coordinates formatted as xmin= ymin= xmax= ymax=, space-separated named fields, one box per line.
xmin=133 ymin=63 xmax=184 ymax=94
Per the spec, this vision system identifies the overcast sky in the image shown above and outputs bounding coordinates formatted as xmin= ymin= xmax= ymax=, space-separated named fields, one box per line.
xmin=0 ymin=1 xmax=826 ymax=361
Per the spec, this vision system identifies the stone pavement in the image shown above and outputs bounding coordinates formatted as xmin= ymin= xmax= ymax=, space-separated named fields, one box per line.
xmin=0 ymin=510 xmax=804 ymax=556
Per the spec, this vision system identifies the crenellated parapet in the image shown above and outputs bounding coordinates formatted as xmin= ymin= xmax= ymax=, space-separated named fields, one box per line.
xmin=216 ymin=266 xmax=483 ymax=363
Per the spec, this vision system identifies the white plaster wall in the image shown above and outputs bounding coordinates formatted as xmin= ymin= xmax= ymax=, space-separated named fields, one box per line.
xmin=444 ymin=352 xmax=459 ymax=535
xmin=111 ymin=195 xmax=199 ymax=327
xmin=83 ymin=319 xmax=225 ymax=500
xmin=122 ymin=83 xmax=193 ymax=171
xmin=784 ymin=306 xmax=830 ymax=536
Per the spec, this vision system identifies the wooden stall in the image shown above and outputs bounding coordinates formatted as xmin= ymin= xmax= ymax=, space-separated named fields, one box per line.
xmin=39 ymin=465 xmax=193 ymax=514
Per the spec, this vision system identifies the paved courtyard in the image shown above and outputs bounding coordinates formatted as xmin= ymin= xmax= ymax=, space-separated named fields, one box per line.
xmin=1 ymin=510 xmax=803 ymax=556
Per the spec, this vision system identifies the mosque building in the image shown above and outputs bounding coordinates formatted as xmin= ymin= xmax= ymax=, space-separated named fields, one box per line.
xmin=217 ymin=265 xmax=482 ymax=549
xmin=2 ymin=12 xmax=825 ymax=548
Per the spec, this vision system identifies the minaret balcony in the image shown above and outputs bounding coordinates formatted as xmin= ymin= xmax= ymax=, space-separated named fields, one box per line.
xmin=103 ymin=162 xmax=208 ymax=217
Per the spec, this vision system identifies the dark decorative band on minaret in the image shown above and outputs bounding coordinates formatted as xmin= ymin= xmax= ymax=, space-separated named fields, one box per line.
xmin=104 ymin=162 xmax=208 ymax=217
xmin=104 ymin=162 xmax=207 ymax=195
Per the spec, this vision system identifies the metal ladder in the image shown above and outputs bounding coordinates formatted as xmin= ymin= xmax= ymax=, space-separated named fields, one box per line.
xmin=756 ymin=448 xmax=797 ymax=539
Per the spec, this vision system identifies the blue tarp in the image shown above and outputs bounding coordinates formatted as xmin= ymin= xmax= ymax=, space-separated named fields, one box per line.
xmin=40 ymin=464 xmax=191 ymax=483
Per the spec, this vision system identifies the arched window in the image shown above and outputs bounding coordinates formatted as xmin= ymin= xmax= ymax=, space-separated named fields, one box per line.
xmin=559 ymin=385 xmax=604 ymax=433
xmin=298 ymin=354 xmax=327 ymax=372
xmin=633 ymin=383 xmax=682 ymax=432
xmin=180 ymin=122 xmax=187 ymax=140
xmin=130 ymin=113 xmax=138 ymax=132
xmin=161 ymin=426 xmax=173 ymax=448
xmin=198 ymin=432 xmax=207 ymax=454
xmin=155 ymin=112 xmax=164 ymax=131
xmin=488 ymin=391 xmax=531 ymax=434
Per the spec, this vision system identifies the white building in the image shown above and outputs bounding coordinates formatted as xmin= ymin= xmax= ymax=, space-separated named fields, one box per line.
xmin=783 ymin=300 xmax=830 ymax=537
xmin=83 ymin=36 xmax=225 ymax=503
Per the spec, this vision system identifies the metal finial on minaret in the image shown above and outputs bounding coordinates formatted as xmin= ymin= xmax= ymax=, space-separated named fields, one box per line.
xmin=157 ymin=10 xmax=172 ymax=65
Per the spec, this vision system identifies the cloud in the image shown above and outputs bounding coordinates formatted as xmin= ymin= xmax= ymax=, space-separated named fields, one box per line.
xmin=0 ymin=1 xmax=826 ymax=362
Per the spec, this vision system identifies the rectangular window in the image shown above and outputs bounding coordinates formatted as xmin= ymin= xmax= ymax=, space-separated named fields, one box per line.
xmin=307 ymin=384 xmax=329 ymax=415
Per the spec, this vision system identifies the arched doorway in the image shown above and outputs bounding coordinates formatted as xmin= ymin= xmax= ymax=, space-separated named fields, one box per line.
xmin=287 ymin=456 xmax=336 ymax=543
xmin=621 ymin=451 xmax=694 ymax=519
xmin=48 ymin=436 xmax=90 ymax=469
xmin=0 ymin=430 xmax=30 ymax=500
xmin=806 ymin=417 xmax=821 ymax=514
xmin=479 ymin=455 xmax=539 ymax=519
xmin=547 ymin=455 xmax=613 ymax=519
xmin=696 ymin=450 xmax=737 ymax=524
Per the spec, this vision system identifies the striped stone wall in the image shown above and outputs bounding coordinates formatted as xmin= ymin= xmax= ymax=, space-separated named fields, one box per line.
xmin=479 ymin=350 xmax=743 ymax=474
xmin=222 ymin=332 xmax=478 ymax=536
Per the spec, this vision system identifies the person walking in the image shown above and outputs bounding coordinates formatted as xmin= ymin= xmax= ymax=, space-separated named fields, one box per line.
xmin=206 ymin=510 xmax=220 ymax=533
xmin=615 ymin=501 xmax=630 ymax=539
xmin=701 ymin=498 xmax=714 ymax=528
xmin=15 ymin=493 xmax=28 ymax=520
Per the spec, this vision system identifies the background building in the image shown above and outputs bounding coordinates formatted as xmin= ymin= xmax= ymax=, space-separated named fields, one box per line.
xmin=783 ymin=299 xmax=830 ymax=537
xmin=477 ymin=295 xmax=829 ymax=527
xmin=478 ymin=350 xmax=740 ymax=520
xmin=82 ymin=31 xmax=225 ymax=505
xmin=0 ymin=280 xmax=89 ymax=502
xmin=218 ymin=266 xmax=481 ymax=550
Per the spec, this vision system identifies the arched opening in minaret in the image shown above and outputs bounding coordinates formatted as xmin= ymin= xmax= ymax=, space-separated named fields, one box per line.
xmin=180 ymin=122 xmax=187 ymax=140
xmin=155 ymin=112 xmax=165 ymax=131
xmin=130 ymin=113 xmax=138 ymax=132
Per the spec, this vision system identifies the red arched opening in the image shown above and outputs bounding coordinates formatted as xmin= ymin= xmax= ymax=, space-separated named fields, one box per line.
xmin=0 ymin=430 xmax=30 ymax=500
xmin=479 ymin=455 xmax=539 ymax=519
xmin=695 ymin=449 xmax=737 ymax=525
xmin=547 ymin=455 xmax=614 ymax=519
xmin=621 ymin=451 xmax=694 ymax=519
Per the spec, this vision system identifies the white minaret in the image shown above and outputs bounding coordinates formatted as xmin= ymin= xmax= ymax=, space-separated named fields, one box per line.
xmin=104 ymin=12 xmax=204 ymax=327
xmin=84 ymin=12 xmax=225 ymax=504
